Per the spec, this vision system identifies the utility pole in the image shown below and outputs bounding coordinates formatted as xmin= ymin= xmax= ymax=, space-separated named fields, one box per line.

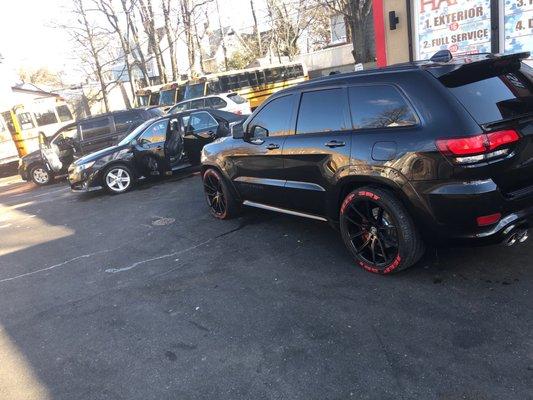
xmin=215 ymin=0 xmax=229 ymax=70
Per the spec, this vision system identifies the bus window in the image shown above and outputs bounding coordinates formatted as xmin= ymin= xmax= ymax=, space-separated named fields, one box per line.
xmin=218 ymin=77 xmax=229 ymax=92
xmin=159 ymin=89 xmax=176 ymax=106
xmin=17 ymin=112 xmax=35 ymax=129
xmin=265 ymin=69 xmax=273 ymax=84
xmin=184 ymin=83 xmax=205 ymax=100
xmin=149 ymin=93 xmax=160 ymax=106
xmin=56 ymin=105 xmax=73 ymax=122
xmin=206 ymin=79 xmax=219 ymax=94
xmin=257 ymin=70 xmax=266 ymax=85
xmin=35 ymin=107 xmax=59 ymax=126
xmin=238 ymin=74 xmax=249 ymax=89
xmin=137 ymin=95 xmax=150 ymax=106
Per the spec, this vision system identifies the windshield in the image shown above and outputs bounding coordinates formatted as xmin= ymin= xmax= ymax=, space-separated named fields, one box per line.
xmin=118 ymin=119 xmax=154 ymax=146
xmin=159 ymin=89 xmax=176 ymax=106
xmin=137 ymin=95 xmax=150 ymax=106
xmin=184 ymin=83 xmax=206 ymax=100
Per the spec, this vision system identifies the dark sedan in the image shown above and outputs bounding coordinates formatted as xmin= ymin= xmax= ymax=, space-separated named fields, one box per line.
xmin=68 ymin=109 xmax=247 ymax=194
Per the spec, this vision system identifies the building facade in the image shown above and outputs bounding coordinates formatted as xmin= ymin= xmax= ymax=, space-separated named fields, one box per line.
xmin=373 ymin=0 xmax=532 ymax=66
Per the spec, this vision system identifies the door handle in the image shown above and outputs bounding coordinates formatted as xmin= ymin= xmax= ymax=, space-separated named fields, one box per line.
xmin=325 ymin=140 xmax=346 ymax=148
xmin=155 ymin=145 xmax=163 ymax=150
xmin=265 ymin=143 xmax=280 ymax=150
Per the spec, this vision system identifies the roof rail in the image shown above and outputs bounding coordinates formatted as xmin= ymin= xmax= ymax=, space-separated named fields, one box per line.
xmin=430 ymin=50 xmax=453 ymax=63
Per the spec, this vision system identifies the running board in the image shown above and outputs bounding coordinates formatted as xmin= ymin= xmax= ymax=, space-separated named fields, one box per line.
xmin=242 ymin=200 xmax=327 ymax=222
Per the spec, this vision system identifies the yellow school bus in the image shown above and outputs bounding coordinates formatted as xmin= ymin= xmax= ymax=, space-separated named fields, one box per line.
xmin=158 ymin=80 xmax=188 ymax=107
xmin=183 ymin=62 xmax=308 ymax=110
xmin=135 ymin=83 xmax=164 ymax=107
xmin=0 ymin=97 xmax=75 ymax=163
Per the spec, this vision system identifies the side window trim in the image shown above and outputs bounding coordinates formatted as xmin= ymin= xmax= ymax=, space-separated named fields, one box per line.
xmin=347 ymin=83 xmax=421 ymax=131
xmin=294 ymin=86 xmax=350 ymax=136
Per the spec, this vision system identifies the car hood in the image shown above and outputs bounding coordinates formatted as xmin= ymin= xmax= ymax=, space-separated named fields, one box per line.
xmin=21 ymin=149 xmax=42 ymax=162
xmin=74 ymin=144 xmax=128 ymax=165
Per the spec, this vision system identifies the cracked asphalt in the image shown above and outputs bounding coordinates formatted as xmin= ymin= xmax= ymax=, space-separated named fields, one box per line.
xmin=0 ymin=169 xmax=531 ymax=400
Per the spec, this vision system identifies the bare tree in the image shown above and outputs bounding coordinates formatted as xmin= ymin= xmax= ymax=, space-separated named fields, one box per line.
xmin=178 ymin=0 xmax=212 ymax=75
xmin=323 ymin=0 xmax=373 ymax=63
xmin=161 ymin=0 xmax=179 ymax=80
xmin=67 ymin=0 xmax=111 ymax=111
xmin=249 ymin=0 xmax=262 ymax=57
xmin=266 ymin=0 xmax=317 ymax=60
xmin=120 ymin=0 xmax=150 ymax=86
xmin=94 ymin=0 xmax=136 ymax=105
xmin=137 ymin=0 xmax=167 ymax=83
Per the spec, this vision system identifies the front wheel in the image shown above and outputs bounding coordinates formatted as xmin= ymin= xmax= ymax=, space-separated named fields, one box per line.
xmin=30 ymin=165 xmax=52 ymax=186
xmin=202 ymin=168 xmax=239 ymax=219
xmin=339 ymin=187 xmax=424 ymax=274
xmin=103 ymin=165 xmax=134 ymax=194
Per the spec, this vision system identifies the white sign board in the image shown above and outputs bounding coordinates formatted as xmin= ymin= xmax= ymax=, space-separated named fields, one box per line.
xmin=503 ymin=0 xmax=533 ymax=54
xmin=412 ymin=0 xmax=492 ymax=60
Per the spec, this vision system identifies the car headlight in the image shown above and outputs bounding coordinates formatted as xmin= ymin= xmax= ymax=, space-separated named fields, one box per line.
xmin=75 ymin=161 xmax=95 ymax=172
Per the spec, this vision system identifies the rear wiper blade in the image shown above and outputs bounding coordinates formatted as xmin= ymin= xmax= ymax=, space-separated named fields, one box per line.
xmin=483 ymin=113 xmax=533 ymax=130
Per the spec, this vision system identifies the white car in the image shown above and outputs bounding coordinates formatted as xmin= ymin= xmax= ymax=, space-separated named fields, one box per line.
xmin=168 ymin=93 xmax=252 ymax=115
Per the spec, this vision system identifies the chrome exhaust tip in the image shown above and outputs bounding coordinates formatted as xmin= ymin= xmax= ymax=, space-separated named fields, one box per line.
xmin=517 ymin=229 xmax=528 ymax=243
xmin=505 ymin=233 xmax=518 ymax=247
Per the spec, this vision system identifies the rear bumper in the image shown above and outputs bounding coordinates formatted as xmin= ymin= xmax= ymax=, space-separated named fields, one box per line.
xmin=413 ymin=179 xmax=533 ymax=245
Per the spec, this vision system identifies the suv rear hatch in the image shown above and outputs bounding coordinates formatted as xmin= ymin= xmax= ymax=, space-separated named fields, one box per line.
xmin=431 ymin=52 xmax=533 ymax=197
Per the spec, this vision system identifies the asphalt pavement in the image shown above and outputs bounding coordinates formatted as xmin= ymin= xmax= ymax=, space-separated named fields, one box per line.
xmin=0 ymin=171 xmax=531 ymax=400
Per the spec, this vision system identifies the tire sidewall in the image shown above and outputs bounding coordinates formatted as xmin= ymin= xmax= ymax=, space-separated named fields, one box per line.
xmin=339 ymin=189 xmax=409 ymax=275
xmin=30 ymin=165 xmax=51 ymax=186
xmin=103 ymin=165 xmax=134 ymax=194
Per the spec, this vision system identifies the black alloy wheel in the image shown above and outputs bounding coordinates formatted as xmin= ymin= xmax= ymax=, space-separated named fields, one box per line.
xmin=203 ymin=169 xmax=227 ymax=218
xmin=202 ymin=169 xmax=239 ymax=219
xmin=340 ymin=187 xmax=423 ymax=274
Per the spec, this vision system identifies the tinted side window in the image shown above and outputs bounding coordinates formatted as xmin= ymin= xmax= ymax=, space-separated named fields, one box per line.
xmin=147 ymin=108 xmax=164 ymax=118
xmin=190 ymin=99 xmax=205 ymax=109
xmin=349 ymin=86 xmax=417 ymax=129
xmin=114 ymin=111 xmax=143 ymax=132
xmin=296 ymin=88 xmax=348 ymax=134
xmin=447 ymin=70 xmax=533 ymax=124
xmin=79 ymin=117 xmax=112 ymax=139
xmin=206 ymin=97 xmax=227 ymax=109
xmin=250 ymin=95 xmax=294 ymax=137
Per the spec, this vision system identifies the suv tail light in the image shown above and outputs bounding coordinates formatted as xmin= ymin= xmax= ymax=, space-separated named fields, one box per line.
xmin=436 ymin=129 xmax=520 ymax=164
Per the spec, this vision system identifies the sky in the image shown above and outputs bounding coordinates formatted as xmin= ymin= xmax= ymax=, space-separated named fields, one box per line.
xmin=0 ymin=0 xmax=268 ymax=86
xmin=0 ymin=0 xmax=75 ymax=82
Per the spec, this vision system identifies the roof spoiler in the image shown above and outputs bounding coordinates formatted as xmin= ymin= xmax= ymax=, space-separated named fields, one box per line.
xmin=437 ymin=52 xmax=530 ymax=88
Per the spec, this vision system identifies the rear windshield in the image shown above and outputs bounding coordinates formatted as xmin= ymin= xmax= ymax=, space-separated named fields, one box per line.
xmin=227 ymin=93 xmax=247 ymax=104
xmin=446 ymin=65 xmax=533 ymax=125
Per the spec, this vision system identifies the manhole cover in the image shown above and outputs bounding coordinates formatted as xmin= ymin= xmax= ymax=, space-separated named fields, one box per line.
xmin=152 ymin=217 xmax=175 ymax=226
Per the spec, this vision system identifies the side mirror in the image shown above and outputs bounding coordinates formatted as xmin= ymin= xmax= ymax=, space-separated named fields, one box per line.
xmin=230 ymin=122 xmax=244 ymax=139
xmin=130 ymin=138 xmax=139 ymax=146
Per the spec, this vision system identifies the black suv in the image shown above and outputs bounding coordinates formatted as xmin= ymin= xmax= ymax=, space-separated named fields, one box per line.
xmin=19 ymin=108 xmax=162 ymax=185
xmin=201 ymin=51 xmax=533 ymax=274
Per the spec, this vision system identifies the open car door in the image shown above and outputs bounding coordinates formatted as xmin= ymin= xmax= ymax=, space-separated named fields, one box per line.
xmin=39 ymin=124 xmax=79 ymax=174
xmin=39 ymin=131 xmax=63 ymax=173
